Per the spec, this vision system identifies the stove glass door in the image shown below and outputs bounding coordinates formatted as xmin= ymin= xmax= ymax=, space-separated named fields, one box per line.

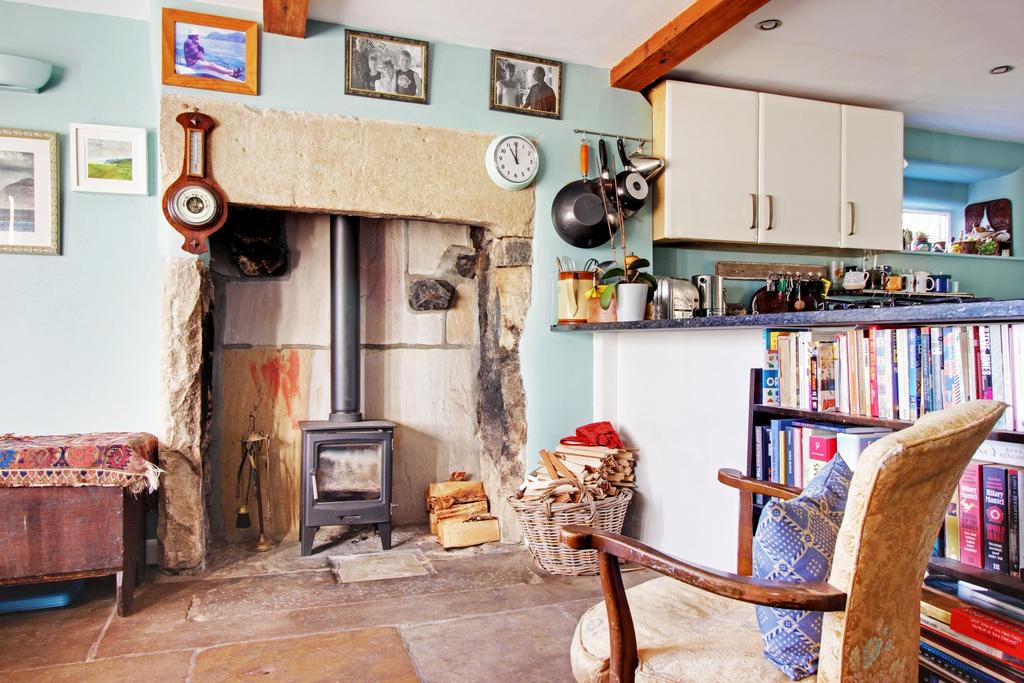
xmin=314 ymin=441 xmax=382 ymax=502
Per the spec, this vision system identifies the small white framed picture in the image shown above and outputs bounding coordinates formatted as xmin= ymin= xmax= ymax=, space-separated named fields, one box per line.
xmin=70 ymin=123 xmax=148 ymax=195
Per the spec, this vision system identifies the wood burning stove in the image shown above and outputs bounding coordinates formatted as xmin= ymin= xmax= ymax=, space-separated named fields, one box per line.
xmin=300 ymin=215 xmax=395 ymax=556
xmin=300 ymin=420 xmax=394 ymax=555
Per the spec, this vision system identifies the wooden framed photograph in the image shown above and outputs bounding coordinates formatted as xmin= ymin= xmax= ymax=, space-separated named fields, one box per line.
xmin=161 ymin=8 xmax=258 ymax=96
xmin=0 ymin=128 xmax=60 ymax=255
xmin=490 ymin=50 xmax=562 ymax=119
xmin=70 ymin=124 xmax=148 ymax=195
xmin=345 ymin=29 xmax=429 ymax=105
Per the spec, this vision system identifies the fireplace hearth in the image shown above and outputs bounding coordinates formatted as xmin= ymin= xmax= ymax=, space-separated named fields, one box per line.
xmin=300 ymin=215 xmax=394 ymax=555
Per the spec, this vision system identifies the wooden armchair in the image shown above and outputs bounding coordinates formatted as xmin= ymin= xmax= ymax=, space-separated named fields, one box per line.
xmin=560 ymin=401 xmax=1005 ymax=682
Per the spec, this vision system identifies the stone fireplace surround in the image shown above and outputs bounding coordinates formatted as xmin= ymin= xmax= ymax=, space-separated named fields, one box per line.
xmin=158 ymin=94 xmax=535 ymax=571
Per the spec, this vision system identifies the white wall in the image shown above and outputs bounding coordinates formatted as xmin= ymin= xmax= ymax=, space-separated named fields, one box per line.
xmin=593 ymin=328 xmax=764 ymax=570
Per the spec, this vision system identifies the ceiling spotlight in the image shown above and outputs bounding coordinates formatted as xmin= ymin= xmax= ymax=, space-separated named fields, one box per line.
xmin=756 ymin=19 xmax=783 ymax=31
xmin=990 ymin=65 xmax=1014 ymax=75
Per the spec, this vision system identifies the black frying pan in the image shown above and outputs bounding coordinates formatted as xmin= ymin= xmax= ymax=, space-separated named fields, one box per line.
xmin=551 ymin=140 xmax=616 ymax=248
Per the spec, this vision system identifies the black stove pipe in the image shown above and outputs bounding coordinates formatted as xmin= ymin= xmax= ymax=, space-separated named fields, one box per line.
xmin=329 ymin=215 xmax=362 ymax=422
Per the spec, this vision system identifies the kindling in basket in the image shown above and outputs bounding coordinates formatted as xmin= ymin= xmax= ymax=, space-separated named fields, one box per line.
xmin=510 ymin=484 xmax=632 ymax=576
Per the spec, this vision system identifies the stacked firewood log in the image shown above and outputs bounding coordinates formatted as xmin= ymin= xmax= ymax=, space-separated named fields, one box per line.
xmin=515 ymin=444 xmax=636 ymax=504
xmin=426 ymin=472 xmax=500 ymax=548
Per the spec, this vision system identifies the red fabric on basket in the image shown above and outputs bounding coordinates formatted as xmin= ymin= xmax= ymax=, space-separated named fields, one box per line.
xmin=559 ymin=421 xmax=623 ymax=449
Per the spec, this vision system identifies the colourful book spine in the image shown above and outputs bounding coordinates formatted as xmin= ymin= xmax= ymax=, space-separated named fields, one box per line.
xmin=958 ymin=463 xmax=984 ymax=568
xmin=819 ymin=341 xmax=836 ymax=412
xmin=890 ymin=329 xmax=900 ymax=419
xmin=1000 ymin=325 xmax=1014 ymax=430
xmin=810 ymin=345 xmax=819 ymax=412
xmin=920 ymin=327 xmax=931 ymax=416
xmin=947 ymin=327 xmax=965 ymax=405
xmin=930 ymin=327 xmax=944 ymax=411
xmin=944 ymin=492 xmax=960 ymax=561
xmin=785 ymin=426 xmax=797 ymax=487
xmin=1007 ymin=467 xmax=1020 ymax=577
xmin=964 ymin=326 xmax=977 ymax=402
xmin=849 ymin=330 xmax=862 ymax=416
xmin=910 ymin=328 xmax=921 ymax=419
xmin=950 ymin=608 xmax=1024 ymax=660
xmin=981 ymin=464 xmax=1010 ymax=574
xmin=868 ymin=329 xmax=880 ymax=418
xmin=979 ymin=325 xmax=994 ymax=400
xmin=896 ymin=328 xmax=910 ymax=421
xmin=990 ymin=325 xmax=1006 ymax=427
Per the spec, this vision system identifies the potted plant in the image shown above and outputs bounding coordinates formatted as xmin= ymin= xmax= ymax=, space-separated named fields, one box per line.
xmin=584 ymin=264 xmax=618 ymax=323
xmin=596 ymin=255 xmax=657 ymax=322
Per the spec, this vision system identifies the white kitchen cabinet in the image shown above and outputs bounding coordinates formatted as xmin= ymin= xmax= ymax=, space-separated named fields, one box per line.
xmin=651 ymin=81 xmax=903 ymax=252
xmin=757 ymin=94 xmax=841 ymax=247
xmin=652 ymin=81 xmax=758 ymax=243
xmin=840 ymin=105 xmax=905 ymax=250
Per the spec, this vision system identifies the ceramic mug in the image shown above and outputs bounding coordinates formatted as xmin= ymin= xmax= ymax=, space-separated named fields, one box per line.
xmin=933 ymin=273 xmax=951 ymax=293
xmin=913 ymin=271 xmax=935 ymax=293
xmin=842 ymin=270 xmax=870 ymax=290
xmin=883 ymin=273 xmax=904 ymax=291
xmin=868 ymin=268 xmax=886 ymax=289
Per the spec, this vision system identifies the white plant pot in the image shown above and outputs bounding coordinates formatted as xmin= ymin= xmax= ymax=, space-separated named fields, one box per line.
xmin=615 ymin=283 xmax=648 ymax=322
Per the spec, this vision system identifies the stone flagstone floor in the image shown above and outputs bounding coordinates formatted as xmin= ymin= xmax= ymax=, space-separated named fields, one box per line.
xmin=0 ymin=527 xmax=654 ymax=682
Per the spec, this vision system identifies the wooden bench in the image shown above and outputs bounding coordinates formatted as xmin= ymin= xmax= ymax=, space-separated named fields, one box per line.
xmin=0 ymin=486 xmax=146 ymax=616
xmin=0 ymin=431 xmax=158 ymax=617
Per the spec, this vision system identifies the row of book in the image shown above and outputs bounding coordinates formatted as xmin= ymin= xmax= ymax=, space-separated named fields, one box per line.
xmin=944 ymin=459 xmax=1024 ymax=578
xmin=754 ymin=417 xmax=890 ymax=488
xmin=919 ymin=577 xmax=1024 ymax=682
xmin=762 ymin=324 xmax=1023 ymax=432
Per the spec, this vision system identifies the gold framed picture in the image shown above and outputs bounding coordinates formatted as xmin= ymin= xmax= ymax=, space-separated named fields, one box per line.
xmin=0 ymin=128 xmax=60 ymax=255
xmin=345 ymin=29 xmax=429 ymax=105
xmin=161 ymin=8 xmax=259 ymax=96
xmin=490 ymin=50 xmax=562 ymax=120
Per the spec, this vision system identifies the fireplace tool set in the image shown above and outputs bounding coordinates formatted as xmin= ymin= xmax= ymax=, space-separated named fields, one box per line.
xmin=235 ymin=414 xmax=275 ymax=552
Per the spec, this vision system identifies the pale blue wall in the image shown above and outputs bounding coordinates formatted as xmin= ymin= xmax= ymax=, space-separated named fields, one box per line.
xmin=1 ymin=1 xmax=652 ymax=462
xmin=0 ymin=2 xmax=162 ymax=434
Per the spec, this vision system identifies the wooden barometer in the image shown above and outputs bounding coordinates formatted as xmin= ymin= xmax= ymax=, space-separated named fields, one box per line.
xmin=162 ymin=110 xmax=229 ymax=254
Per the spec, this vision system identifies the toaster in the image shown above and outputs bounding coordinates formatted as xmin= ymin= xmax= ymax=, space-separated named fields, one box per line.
xmin=652 ymin=277 xmax=700 ymax=319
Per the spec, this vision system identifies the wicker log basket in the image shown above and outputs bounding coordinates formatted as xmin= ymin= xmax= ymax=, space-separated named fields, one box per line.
xmin=510 ymin=481 xmax=632 ymax=576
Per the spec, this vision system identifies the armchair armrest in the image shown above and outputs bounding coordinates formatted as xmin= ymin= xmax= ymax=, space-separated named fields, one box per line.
xmin=717 ymin=468 xmax=802 ymax=500
xmin=561 ymin=525 xmax=846 ymax=612
xmin=560 ymin=525 xmax=845 ymax=683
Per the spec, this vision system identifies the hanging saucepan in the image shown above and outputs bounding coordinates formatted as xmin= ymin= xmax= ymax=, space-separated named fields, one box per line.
xmin=551 ymin=140 xmax=615 ymax=248
xmin=614 ymin=138 xmax=649 ymax=215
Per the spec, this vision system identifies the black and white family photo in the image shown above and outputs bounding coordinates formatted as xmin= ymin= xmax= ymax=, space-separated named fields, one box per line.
xmin=346 ymin=30 xmax=429 ymax=105
xmin=489 ymin=50 xmax=562 ymax=119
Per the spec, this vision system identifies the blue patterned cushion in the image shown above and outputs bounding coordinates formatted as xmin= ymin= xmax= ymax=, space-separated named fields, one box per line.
xmin=752 ymin=455 xmax=852 ymax=680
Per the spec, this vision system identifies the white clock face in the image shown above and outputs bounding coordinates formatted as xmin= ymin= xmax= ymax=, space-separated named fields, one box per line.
xmin=171 ymin=185 xmax=219 ymax=227
xmin=493 ymin=136 xmax=538 ymax=184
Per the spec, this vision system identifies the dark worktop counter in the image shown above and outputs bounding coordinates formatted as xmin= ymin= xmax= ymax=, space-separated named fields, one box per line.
xmin=551 ymin=299 xmax=1024 ymax=333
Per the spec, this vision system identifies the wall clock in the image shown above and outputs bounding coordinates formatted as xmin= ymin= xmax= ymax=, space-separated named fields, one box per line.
xmin=161 ymin=110 xmax=229 ymax=254
xmin=485 ymin=134 xmax=539 ymax=191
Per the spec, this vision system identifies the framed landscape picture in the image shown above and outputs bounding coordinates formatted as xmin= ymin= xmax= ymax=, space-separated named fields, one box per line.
xmin=70 ymin=124 xmax=147 ymax=195
xmin=490 ymin=50 xmax=562 ymax=120
xmin=0 ymin=128 xmax=60 ymax=255
xmin=345 ymin=29 xmax=429 ymax=105
xmin=161 ymin=8 xmax=258 ymax=95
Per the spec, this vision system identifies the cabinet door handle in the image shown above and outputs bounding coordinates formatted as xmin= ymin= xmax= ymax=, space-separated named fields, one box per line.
xmin=766 ymin=194 xmax=774 ymax=230
xmin=848 ymin=201 xmax=856 ymax=236
xmin=749 ymin=193 xmax=757 ymax=230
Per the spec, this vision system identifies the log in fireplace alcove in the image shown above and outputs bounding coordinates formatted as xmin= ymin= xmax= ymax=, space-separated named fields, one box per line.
xmin=300 ymin=215 xmax=394 ymax=555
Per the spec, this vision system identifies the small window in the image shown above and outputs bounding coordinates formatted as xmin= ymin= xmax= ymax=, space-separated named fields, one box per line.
xmin=903 ymin=209 xmax=951 ymax=250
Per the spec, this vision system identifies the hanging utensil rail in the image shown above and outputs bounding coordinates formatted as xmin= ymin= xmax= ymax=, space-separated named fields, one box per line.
xmin=573 ymin=129 xmax=649 ymax=144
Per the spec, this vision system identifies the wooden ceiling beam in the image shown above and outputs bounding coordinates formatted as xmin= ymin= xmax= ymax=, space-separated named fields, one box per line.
xmin=611 ymin=0 xmax=771 ymax=91
xmin=263 ymin=0 xmax=309 ymax=38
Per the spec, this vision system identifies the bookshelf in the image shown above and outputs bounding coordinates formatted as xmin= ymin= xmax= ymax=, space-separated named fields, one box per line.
xmin=746 ymin=368 xmax=1024 ymax=601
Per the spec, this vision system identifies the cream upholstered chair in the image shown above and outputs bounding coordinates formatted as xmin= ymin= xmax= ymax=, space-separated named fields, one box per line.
xmin=561 ymin=401 xmax=1005 ymax=683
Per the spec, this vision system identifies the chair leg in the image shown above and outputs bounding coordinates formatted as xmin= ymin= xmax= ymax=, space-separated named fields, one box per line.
xmin=378 ymin=522 xmax=392 ymax=550
xmin=598 ymin=550 xmax=638 ymax=683
xmin=116 ymin=567 xmax=134 ymax=616
xmin=737 ymin=489 xmax=754 ymax=576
